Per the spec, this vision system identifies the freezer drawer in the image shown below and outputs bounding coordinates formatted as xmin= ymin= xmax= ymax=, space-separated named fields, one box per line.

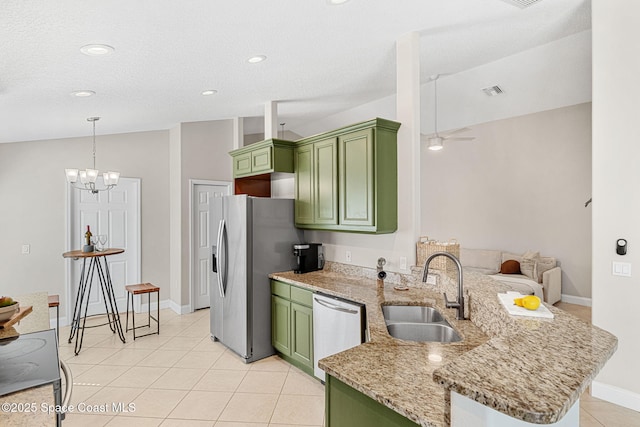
xmin=312 ymin=293 xmax=365 ymax=381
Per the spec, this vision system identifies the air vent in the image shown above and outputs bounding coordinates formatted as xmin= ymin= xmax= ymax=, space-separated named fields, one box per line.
xmin=482 ymin=85 xmax=504 ymax=96
xmin=499 ymin=0 xmax=543 ymax=9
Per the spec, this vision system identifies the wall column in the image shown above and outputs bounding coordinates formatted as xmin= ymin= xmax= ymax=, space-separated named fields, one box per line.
xmin=396 ymin=32 xmax=421 ymax=266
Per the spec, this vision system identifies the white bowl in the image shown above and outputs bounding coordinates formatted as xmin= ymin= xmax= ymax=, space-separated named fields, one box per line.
xmin=0 ymin=302 xmax=19 ymax=322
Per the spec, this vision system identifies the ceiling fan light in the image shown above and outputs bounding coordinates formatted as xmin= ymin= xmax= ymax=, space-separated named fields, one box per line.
xmin=428 ymin=137 xmax=444 ymax=151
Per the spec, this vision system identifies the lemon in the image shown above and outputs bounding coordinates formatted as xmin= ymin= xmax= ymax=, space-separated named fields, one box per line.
xmin=522 ymin=295 xmax=541 ymax=311
xmin=513 ymin=297 xmax=524 ymax=307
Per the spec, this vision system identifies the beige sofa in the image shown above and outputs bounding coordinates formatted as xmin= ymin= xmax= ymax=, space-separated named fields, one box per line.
xmin=459 ymin=248 xmax=562 ymax=305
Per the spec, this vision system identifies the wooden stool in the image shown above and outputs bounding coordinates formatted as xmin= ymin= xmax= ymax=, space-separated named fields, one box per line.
xmin=125 ymin=283 xmax=160 ymax=340
xmin=48 ymin=294 xmax=59 ymax=340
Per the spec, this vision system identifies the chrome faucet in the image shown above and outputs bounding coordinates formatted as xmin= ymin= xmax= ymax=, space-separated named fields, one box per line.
xmin=422 ymin=252 xmax=465 ymax=320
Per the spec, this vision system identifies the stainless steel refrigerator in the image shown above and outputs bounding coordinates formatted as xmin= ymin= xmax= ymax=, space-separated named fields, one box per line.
xmin=210 ymin=195 xmax=303 ymax=363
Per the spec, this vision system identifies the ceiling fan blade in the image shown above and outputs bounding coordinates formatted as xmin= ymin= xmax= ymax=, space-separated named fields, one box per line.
xmin=443 ymin=136 xmax=475 ymax=142
xmin=440 ymin=127 xmax=472 ymax=136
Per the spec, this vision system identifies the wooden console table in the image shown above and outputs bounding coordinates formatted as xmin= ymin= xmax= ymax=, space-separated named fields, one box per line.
xmin=63 ymin=248 xmax=126 ymax=354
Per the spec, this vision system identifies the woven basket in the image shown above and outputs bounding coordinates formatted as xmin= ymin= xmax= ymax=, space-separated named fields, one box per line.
xmin=416 ymin=236 xmax=460 ymax=273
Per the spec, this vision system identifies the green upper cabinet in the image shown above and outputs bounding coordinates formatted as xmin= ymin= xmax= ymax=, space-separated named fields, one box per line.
xmin=294 ymin=137 xmax=338 ymax=226
xmin=229 ymin=139 xmax=297 ymax=178
xmin=295 ymin=118 xmax=400 ymax=234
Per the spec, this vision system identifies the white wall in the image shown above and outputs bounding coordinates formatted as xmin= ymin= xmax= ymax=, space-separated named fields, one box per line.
xmin=0 ymin=130 xmax=170 ymax=320
xmin=421 ymin=103 xmax=592 ymax=299
xmin=591 ymin=0 xmax=640 ymax=411
xmin=178 ymin=120 xmax=234 ymax=305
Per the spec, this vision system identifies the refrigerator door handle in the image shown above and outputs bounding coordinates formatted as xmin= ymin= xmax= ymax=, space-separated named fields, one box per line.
xmin=216 ymin=219 xmax=225 ymax=298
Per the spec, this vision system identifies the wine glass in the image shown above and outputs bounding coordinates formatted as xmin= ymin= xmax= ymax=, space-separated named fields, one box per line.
xmin=98 ymin=234 xmax=108 ymax=251
xmin=90 ymin=235 xmax=100 ymax=251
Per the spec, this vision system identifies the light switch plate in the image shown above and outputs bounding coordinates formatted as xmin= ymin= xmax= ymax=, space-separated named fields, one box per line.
xmin=612 ymin=261 xmax=631 ymax=277
xmin=426 ymin=274 xmax=437 ymax=285
xmin=399 ymin=257 xmax=407 ymax=270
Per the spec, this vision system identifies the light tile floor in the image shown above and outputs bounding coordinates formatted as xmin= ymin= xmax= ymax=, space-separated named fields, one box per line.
xmin=58 ymin=304 xmax=639 ymax=427
xmin=59 ymin=309 xmax=324 ymax=427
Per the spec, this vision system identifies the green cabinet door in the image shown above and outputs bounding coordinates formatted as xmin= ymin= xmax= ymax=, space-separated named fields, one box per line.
xmin=314 ymin=138 xmax=338 ymax=225
xmin=233 ymin=152 xmax=252 ymax=177
xmin=291 ymin=302 xmax=313 ymax=368
xmin=294 ymin=144 xmax=314 ymax=225
xmin=251 ymin=145 xmax=273 ymax=174
xmin=272 ymin=295 xmax=291 ymax=356
xmin=338 ymin=129 xmax=374 ymax=227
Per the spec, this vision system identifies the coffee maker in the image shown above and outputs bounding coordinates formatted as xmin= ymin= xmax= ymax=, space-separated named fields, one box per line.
xmin=293 ymin=243 xmax=325 ymax=274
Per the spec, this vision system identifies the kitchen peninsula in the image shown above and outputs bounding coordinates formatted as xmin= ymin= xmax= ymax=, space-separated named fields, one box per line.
xmin=269 ymin=264 xmax=617 ymax=427
xmin=0 ymin=293 xmax=59 ymax=427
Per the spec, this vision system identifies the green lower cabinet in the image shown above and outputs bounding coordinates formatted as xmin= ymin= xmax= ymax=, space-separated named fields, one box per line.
xmin=291 ymin=302 xmax=313 ymax=367
xmin=326 ymin=375 xmax=419 ymax=427
xmin=271 ymin=295 xmax=291 ymax=355
xmin=270 ymin=280 xmax=314 ymax=376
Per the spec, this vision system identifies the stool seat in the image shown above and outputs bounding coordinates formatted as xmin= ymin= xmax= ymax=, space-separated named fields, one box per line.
xmin=48 ymin=294 xmax=59 ymax=308
xmin=125 ymin=283 xmax=160 ymax=295
xmin=125 ymin=283 xmax=160 ymax=340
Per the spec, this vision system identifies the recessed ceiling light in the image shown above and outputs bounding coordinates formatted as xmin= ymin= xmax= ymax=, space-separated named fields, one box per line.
xmin=327 ymin=0 xmax=350 ymax=4
xmin=71 ymin=90 xmax=96 ymax=97
xmin=201 ymin=90 xmax=218 ymax=96
xmin=247 ymin=55 xmax=267 ymax=64
xmin=80 ymin=44 xmax=115 ymax=56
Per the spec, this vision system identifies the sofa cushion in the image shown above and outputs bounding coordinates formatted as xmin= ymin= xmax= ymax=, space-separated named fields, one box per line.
xmin=490 ymin=274 xmax=544 ymax=299
xmin=460 ymin=248 xmax=501 ymax=274
xmin=500 ymin=260 xmax=521 ymax=274
xmin=536 ymin=256 xmax=557 ymax=283
xmin=502 ymin=252 xmax=522 ymax=264
xmin=520 ymin=256 xmax=538 ymax=282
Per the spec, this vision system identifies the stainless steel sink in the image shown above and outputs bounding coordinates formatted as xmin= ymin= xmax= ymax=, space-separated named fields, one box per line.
xmin=382 ymin=305 xmax=443 ymax=323
xmin=382 ymin=305 xmax=462 ymax=343
xmin=386 ymin=323 xmax=461 ymax=343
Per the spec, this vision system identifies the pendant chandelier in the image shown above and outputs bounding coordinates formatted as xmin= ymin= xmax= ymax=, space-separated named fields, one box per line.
xmin=65 ymin=117 xmax=119 ymax=194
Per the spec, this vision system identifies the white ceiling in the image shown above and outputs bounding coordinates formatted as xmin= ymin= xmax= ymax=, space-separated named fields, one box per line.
xmin=0 ymin=0 xmax=591 ymax=144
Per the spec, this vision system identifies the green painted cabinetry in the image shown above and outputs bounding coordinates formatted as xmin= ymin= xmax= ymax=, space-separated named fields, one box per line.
xmin=294 ymin=137 xmax=338 ymax=226
xmin=229 ymin=139 xmax=297 ymax=178
xmin=270 ymin=280 xmax=314 ymax=376
xmin=326 ymin=375 xmax=419 ymax=427
xmin=294 ymin=118 xmax=400 ymax=234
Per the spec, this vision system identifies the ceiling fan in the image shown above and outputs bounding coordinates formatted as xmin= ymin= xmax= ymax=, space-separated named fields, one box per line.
xmin=422 ymin=74 xmax=475 ymax=151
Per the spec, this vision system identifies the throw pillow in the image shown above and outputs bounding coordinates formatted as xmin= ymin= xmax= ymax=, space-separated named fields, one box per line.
xmin=500 ymin=260 xmax=521 ymax=274
xmin=520 ymin=257 xmax=538 ymax=282
xmin=537 ymin=257 xmax=557 ymax=283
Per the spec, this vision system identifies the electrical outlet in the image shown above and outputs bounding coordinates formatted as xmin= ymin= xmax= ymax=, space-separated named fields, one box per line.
xmin=22 ymin=244 xmax=30 ymax=254
xmin=399 ymin=257 xmax=407 ymax=270
xmin=346 ymin=250 xmax=352 ymax=262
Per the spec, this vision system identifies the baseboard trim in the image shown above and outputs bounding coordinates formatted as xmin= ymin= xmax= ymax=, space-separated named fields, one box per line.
xmin=592 ymin=381 xmax=640 ymax=412
xmin=139 ymin=299 xmax=172 ymax=313
xmin=50 ymin=316 xmax=69 ymax=329
xmin=560 ymin=294 xmax=592 ymax=307
xmin=168 ymin=300 xmax=191 ymax=315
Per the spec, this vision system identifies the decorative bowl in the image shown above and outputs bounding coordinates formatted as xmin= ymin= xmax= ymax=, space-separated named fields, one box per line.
xmin=0 ymin=302 xmax=19 ymax=322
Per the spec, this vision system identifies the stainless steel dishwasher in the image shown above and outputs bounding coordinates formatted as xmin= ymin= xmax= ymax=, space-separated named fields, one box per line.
xmin=312 ymin=293 xmax=365 ymax=381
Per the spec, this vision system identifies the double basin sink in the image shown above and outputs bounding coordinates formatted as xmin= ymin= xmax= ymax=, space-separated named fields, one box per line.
xmin=382 ymin=305 xmax=461 ymax=343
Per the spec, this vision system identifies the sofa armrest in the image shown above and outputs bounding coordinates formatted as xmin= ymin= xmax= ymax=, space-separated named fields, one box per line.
xmin=542 ymin=266 xmax=562 ymax=305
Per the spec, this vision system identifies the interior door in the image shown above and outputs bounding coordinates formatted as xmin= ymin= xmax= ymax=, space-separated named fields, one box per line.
xmin=193 ymin=183 xmax=229 ymax=310
xmin=69 ymin=177 xmax=140 ymax=317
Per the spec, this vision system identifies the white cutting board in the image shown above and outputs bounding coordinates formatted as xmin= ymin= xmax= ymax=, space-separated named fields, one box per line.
xmin=497 ymin=292 xmax=554 ymax=319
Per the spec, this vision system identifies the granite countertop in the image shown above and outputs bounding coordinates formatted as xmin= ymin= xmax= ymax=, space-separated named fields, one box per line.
xmin=0 ymin=292 xmax=58 ymax=427
xmin=269 ymin=266 xmax=617 ymax=427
